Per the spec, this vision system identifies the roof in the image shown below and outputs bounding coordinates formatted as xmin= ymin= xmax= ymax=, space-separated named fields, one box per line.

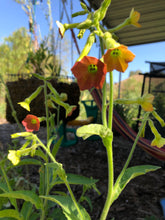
xmin=86 ymin=0 xmax=165 ymax=46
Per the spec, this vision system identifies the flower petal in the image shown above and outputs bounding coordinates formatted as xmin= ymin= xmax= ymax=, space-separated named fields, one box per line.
xmin=8 ymin=150 xmax=20 ymax=165
xmin=103 ymin=45 xmax=135 ymax=73
xmin=22 ymin=114 xmax=40 ymax=132
xmin=71 ymin=56 xmax=107 ymax=90
xmin=130 ymin=8 xmax=141 ymax=28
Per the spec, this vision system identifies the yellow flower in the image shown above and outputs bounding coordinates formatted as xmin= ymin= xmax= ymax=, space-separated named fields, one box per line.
xmin=140 ymin=94 xmax=154 ymax=112
xmin=18 ymin=99 xmax=30 ymax=111
xmin=18 ymin=86 xmax=43 ymax=112
xmin=149 ymin=119 xmax=165 ymax=148
xmin=129 ymin=8 xmax=141 ymax=28
xmin=151 ymin=135 xmax=165 ymax=148
xmin=7 ymin=150 xmax=20 ymax=166
xmin=103 ymin=45 xmax=135 ymax=72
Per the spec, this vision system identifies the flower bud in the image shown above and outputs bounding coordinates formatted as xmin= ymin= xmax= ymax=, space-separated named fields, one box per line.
xmin=138 ymin=94 xmax=154 ymax=112
xmin=77 ymin=33 xmax=95 ymax=61
xmin=60 ymin=93 xmax=68 ymax=102
xmin=103 ymin=32 xmax=120 ymax=49
xmin=149 ymin=120 xmax=165 ymax=148
xmin=94 ymin=0 xmax=111 ymax=22
xmin=56 ymin=21 xmax=65 ymax=38
xmin=152 ymin=111 xmax=165 ymax=127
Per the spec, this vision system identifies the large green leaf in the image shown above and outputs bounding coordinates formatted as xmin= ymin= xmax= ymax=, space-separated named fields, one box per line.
xmin=21 ymin=201 xmax=33 ymax=220
xmin=49 ymin=207 xmax=66 ymax=220
xmin=0 ymin=209 xmax=23 ymax=220
xmin=0 ymin=191 xmax=42 ymax=210
xmin=76 ymin=124 xmax=112 ymax=140
xmin=112 ymin=165 xmax=160 ymax=203
xmin=40 ymin=195 xmax=91 ymax=220
xmin=16 ymin=158 xmax=42 ymax=166
xmin=51 ymin=173 xmax=98 ymax=186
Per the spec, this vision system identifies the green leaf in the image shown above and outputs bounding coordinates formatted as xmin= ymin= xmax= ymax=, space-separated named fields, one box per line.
xmin=50 ymin=174 xmax=100 ymax=199
xmin=16 ymin=158 xmax=42 ymax=166
xmin=0 ymin=182 xmax=17 ymax=208
xmin=28 ymin=212 xmax=40 ymax=220
xmin=49 ymin=208 xmax=66 ymax=220
xmin=112 ymin=165 xmax=160 ymax=203
xmin=40 ymin=195 xmax=91 ymax=220
xmin=52 ymin=136 xmax=63 ymax=157
xmin=51 ymin=191 xmax=68 ymax=197
xmin=32 ymin=73 xmax=45 ymax=81
xmin=35 ymin=148 xmax=48 ymax=162
xmin=21 ymin=201 xmax=33 ymax=220
xmin=79 ymin=195 xmax=93 ymax=211
xmin=0 ymin=209 xmax=23 ymax=220
xmin=0 ymin=191 xmax=42 ymax=210
xmin=52 ymin=173 xmax=98 ymax=186
xmin=76 ymin=124 xmax=112 ymax=140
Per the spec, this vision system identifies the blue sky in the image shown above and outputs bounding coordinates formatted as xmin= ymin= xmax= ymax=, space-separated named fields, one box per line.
xmin=0 ymin=0 xmax=165 ymax=83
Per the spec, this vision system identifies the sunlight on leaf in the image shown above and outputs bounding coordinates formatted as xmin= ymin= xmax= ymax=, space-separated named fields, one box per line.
xmin=112 ymin=165 xmax=160 ymax=203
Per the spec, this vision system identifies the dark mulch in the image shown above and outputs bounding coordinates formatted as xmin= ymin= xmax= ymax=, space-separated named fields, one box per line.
xmin=0 ymin=121 xmax=165 ymax=220
xmin=56 ymin=136 xmax=165 ymax=220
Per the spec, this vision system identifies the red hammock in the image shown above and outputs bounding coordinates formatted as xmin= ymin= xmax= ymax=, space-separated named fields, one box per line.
xmin=91 ymin=88 xmax=165 ymax=161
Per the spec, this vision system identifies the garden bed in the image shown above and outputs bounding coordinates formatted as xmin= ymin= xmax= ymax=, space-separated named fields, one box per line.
xmin=0 ymin=121 xmax=164 ymax=220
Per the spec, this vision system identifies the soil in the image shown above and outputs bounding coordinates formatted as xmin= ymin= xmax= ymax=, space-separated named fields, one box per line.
xmin=0 ymin=119 xmax=165 ymax=220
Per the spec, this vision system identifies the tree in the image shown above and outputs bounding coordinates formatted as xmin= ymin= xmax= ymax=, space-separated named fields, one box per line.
xmin=0 ymin=27 xmax=31 ymax=76
xmin=129 ymin=69 xmax=141 ymax=77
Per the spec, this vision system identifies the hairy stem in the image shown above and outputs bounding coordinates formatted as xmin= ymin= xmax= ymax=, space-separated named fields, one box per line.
xmin=100 ymin=71 xmax=114 ymax=220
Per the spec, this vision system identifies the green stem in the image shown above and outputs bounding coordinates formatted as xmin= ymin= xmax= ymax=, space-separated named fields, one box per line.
xmin=64 ymin=22 xmax=81 ymax=30
xmin=100 ymin=137 xmax=113 ymax=220
xmin=44 ymin=80 xmax=50 ymax=142
xmin=36 ymin=137 xmax=84 ymax=219
xmin=36 ymin=136 xmax=56 ymax=162
xmin=100 ymin=37 xmax=107 ymax=127
xmin=108 ymin=18 xmax=129 ymax=33
xmin=113 ymin=112 xmax=150 ymax=194
xmin=42 ymin=80 xmax=51 ymax=220
xmin=64 ymin=181 xmax=85 ymax=220
xmin=102 ymin=81 xmax=107 ymax=127
xmin=108 ymin=71 xmax=114 ymax=129
xmin=100 ymin=71 xmax=114 ymax=220
xmin=77 ymin=33 xmax=95 ymax=61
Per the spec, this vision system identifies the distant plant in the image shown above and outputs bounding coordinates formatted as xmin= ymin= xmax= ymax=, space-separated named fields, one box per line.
xmin=25 ymin=41 xmax=61 ymax=77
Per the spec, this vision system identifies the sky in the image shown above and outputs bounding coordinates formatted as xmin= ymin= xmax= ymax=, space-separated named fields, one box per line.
xmin=0 ymin=0 xmax=165 ymax=83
